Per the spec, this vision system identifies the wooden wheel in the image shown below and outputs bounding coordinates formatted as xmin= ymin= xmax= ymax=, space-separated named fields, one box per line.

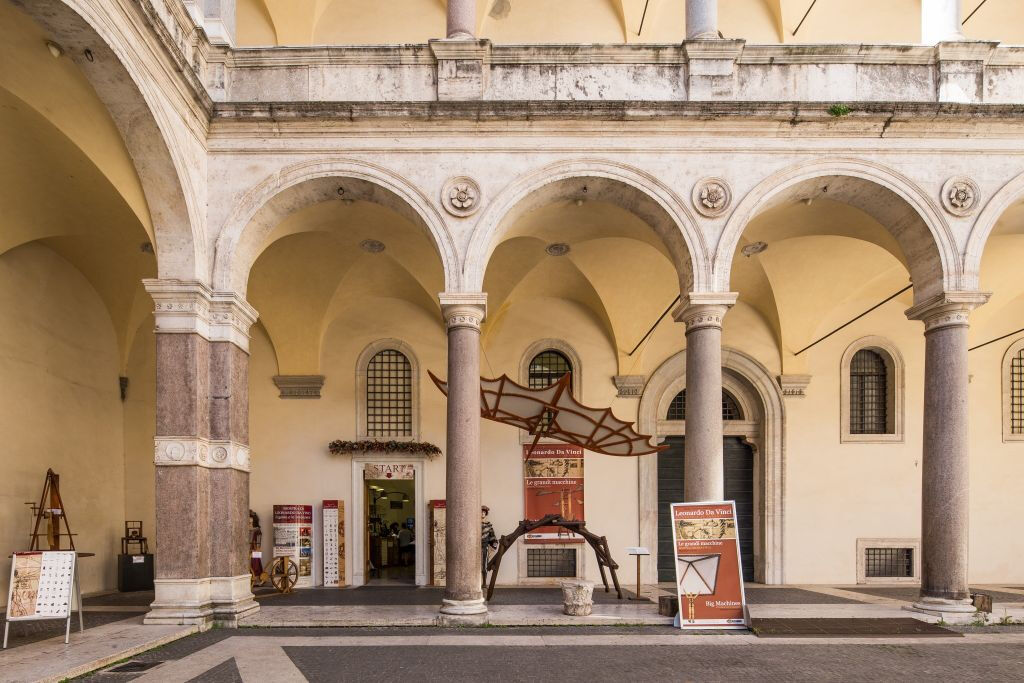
xmin=269 ymin=556 xmax=298 ymax=593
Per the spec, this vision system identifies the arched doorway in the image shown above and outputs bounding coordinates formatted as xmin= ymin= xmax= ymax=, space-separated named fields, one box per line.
xmin=656 ymin=389 xmax=755 ymax=582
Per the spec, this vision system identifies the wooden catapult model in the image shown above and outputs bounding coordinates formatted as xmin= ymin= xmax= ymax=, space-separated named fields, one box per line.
xmin=25 ymin=469 xmax=76 ymax=551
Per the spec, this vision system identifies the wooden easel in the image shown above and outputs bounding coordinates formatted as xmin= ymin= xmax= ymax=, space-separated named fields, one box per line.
xmin=27 ymin=469 xmax=76 ymax=551
xmin=484 ymin=514 xmax=623 ymax=600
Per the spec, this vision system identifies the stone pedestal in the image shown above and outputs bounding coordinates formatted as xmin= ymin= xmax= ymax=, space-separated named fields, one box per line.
xmin=438 ymin=293 xmax=488 ymax=621
xmin=143 ymin=280 xmax=259 ymax=626
xmin=674 ymin=293 xmax=737 ymax=502
xmin=561 ymin=580 xmax=594 ymax=616
xmin=906 ymin=292 xmax=988 ymax=617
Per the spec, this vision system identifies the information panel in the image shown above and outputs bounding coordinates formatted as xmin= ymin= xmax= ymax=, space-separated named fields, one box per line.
xmin=322 ymin=500 xmax=345 ymax=587
xmin=5 ymin=551 xmax=76 ymax=620
xmin=669 ymin=501 xmax=748 ymax=630
xmin=523 ymin=444 xmax=584 ymax=544
xmin=273 ymin=504 xmax=314 ymax=588
xmin=429 ymin=499 xmax=446 ymax=586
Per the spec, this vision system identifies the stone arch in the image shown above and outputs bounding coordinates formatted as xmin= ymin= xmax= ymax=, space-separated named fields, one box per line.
xmin=464 ymin=159 xmax=708 ymax=294
xmin=15 ymin=0 xmax=204 ymax=281
xmin=714 ymin=158 xmax=960 ymax=305
xmin=213 ymin=158 xmax=460 ymax=294
xmin=964 ymin=170 xmax=1024 ymax=291
xmin=637 ymin=347 xmax=786 ymax=584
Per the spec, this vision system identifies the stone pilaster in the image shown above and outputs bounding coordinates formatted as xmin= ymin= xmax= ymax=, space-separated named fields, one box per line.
xmin=438 ymin=293 xmax=488 ymax=622
xmin=906 ymin=291 xmax=989 ymax=617
xmin=685 ymin=0 xmax=719 ymax=40
xmin=143 ymin=280 xmax=258 ymax=626
xmin=673 ymin=292 xmax=737 ymax=502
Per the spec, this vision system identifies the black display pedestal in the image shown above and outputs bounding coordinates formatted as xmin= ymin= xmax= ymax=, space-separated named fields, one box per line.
xmin=117 ymin=554 xmax=154 ymax=592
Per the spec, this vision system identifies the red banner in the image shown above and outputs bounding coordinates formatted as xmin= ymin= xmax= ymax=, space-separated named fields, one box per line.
xmin=523 ymin=444 xmax=584 ymax=544
xmin=670 ymin=501 xmax=748 ymax=629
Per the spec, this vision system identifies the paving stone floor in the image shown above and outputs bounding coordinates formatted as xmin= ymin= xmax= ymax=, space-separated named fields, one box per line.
xmin=1 ymin=611 xmax=140 ymax=650
xmin=842 ymin=586 xmax=1024 ymax=603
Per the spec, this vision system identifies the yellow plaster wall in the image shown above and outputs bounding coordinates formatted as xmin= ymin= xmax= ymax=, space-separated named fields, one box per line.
xmin=0 ymin=244 xmax=126 ymax=605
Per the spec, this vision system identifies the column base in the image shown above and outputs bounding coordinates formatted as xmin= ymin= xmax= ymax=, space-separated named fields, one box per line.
xmin=211 ymin=574 xmax=260 ymax=627
xmin=904 ymin=596 xmax=976 ymax=623
xmin=439 ymin=597 xmax=488 ymax=623
xmin=145 ymin=578 xmax=214 ymax=626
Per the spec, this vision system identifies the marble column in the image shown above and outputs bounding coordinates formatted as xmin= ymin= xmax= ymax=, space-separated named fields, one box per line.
xmin=921 ymin=0 xmax=964 ymax=45
xmin=686 ymin=0 xmax=719 ymax=40
xmin=674 ymin=293 xmax=737 ymax=502
xmin=446 ymin=0 xmax=476 ymax=39
xmin=143 ymin=280 xmax=259 ymax=626
xmin=907 ymin=292 xmax=987 ymax=616
xmin=438 ymin=293 xmax=488 ymax=621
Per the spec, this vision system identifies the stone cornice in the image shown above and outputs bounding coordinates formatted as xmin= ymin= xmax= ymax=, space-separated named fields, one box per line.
xmin=905 ymin=291 xmax=991 ymax=331
xmin=144 ymin=279 xmax=258 ymax=351
xmin=273 ymin=375 xmax=325 ymax=399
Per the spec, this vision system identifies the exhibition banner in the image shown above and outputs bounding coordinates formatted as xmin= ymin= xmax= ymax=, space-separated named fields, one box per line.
xmin=523 ymin=444 xmax=584 ymax=543
xmin=322 ymin=500 xmax=345 ymax=587
xmin=670 ymin=501 xmax=747 ymax=629
xmin=363 ymin=463 xmax=415 ymax=480
xmin=273 ymin=504 xmax=314 ymax=588
xmin=429 ymin=499 xmax=446 ymax=586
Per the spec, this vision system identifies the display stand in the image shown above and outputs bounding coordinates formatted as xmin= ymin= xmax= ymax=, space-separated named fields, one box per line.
xmin=3 ymin=551 xmax=83 ymax=648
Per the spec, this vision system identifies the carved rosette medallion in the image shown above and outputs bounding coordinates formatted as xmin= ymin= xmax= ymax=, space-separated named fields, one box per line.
xmin=692 ymin=177 xmax=732 ymax=218
xmin=442 ymin=176 xmax=481 ymax=217
xmin=941 ymin=176 xmax=980 ymax=217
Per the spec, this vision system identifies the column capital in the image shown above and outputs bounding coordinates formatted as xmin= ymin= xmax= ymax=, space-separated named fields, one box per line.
xmin=439 ymin=292 xmax=487 ymax=331
xmin=672 ymin=292 xmax=737 ymax=332
xmin=144 ymin=279 xmax=259 ymax=352
xmin=905 ymin=291 xmax=990 ymax=332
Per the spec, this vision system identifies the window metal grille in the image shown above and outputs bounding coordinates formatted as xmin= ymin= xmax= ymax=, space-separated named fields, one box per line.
xmin=526 ymin=548 xmax=577 ymax=577
xmin=666 ymin=390 xmax=743 ymax=421
xmin=850 ymin=349 xmax=888 ymax=434
xmin=864 ymin=547 xmax=913 ymax=578
xmin=366 ymin=349 xmax=412 ymax=437
xmin=528 ymin=350 xmax=573 ymax=390
xmin=1012 ymin=348 xmax=1024 ymax=434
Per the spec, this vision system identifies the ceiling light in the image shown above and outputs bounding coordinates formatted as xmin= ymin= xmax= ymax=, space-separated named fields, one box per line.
xmin=360 ymin=239 xmax=385 ymax=253
xmin=741 ymin=241 xmax=768 ymax=257
xmin=45 ymin=40 xmax=64 ymax=58
xmin=545 ymin=243 xmax=570 ymax=256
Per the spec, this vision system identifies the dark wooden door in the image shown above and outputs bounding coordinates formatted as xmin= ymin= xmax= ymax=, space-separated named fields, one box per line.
xmin=657 ymin=436 xmax=755 ymax=582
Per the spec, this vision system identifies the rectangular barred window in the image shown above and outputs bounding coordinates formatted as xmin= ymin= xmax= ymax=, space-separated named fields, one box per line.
xmin=526 ymin=548 xmax=577 ymax=578
xmin=1013 ymin=349 xmax=1024 ymax=434
xmin=366 ymin=349 xmax=412 ymax=437
xmin=864 ymin=547 xmax=913 ymax=578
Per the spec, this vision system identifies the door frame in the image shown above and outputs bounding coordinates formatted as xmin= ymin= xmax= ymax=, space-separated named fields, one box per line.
xmin=350 ymin=455 xmax=428 ymax=587
xmin=638 ymin=348 xmax=786 ymax=585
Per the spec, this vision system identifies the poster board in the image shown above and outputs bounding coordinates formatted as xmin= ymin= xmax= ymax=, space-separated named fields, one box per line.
xmin=670 ymin=501 xmax=748 ymax=630
xmin=429 ymin=499 xmax=446 ymax=586
xmin=523 ymin=444 xmax=584 ymax=543
xmin=322 ymin=500 xmax=345 ymax=587
xmin=273 ymin=505 xmax=314 ymax=588
xmin=4 ymin=551 xmax=82 ymax=649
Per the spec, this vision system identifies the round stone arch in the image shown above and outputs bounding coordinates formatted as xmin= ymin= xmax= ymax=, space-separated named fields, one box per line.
xmin=213 ymin=158 xmax=461 ymax=294
xmin=463 ymin=158 xmax=709 ymax=295
xmin=15 ymin=0 xmax=205 ymax=281
xmin=637 ymin=347 xmax=786 ymax=584
xmin=713 ymin=158 xmax=961 ymax=306
xmin=963 ymin=169 xmax=1024 ymax=291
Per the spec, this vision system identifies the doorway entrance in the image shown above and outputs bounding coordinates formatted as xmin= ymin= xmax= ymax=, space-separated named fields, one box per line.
xmin=657 ymin=436 xmax=755 ymax=582
xmin=364 ymin=476 xmax=416 ymax=584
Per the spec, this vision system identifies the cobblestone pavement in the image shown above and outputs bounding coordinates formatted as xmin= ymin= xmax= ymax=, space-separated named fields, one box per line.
xmin=75 ymin=626 xmax=1024 ymax=682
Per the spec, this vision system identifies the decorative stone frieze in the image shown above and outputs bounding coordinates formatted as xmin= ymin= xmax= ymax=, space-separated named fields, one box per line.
xmin=154 ymin=436 xmax=250 ymax=472
xmin=439 ymin=293 xmax=487 ymax=331
xmin=672 ymin=292 xmax=738 ymax=332
xmin=905 ymin=291 xmax=990 ymax=332
xmin=692 ymin=177 xmax=732 ymax=217
xmin=144 ymin=280 xmax=258 ymax=352
xmin=777 ymin=375 xmax=812 ymax=398
xmin=941 ymin=176 xmax=980 ymax=217
xmin=273 ymin=375 xmax=325 ymax=399
xmin=612 ymin=375 xmax=646 ymax=398
xmin=442 ymin=176 xmax=482 ymax=217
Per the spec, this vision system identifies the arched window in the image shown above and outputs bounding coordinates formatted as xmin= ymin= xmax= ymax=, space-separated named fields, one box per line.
xmin=1004 ymin=339 xmax=1024 ymax=442
xmin=849 ymin=350 xmax=888 ymax=434
xmin=841 ymin=337 xmax=903 ymax=443
xmin=528 ymin=349 xmax=573 ymax=390
xmin=666 ymin=389 xmax=743 ymax=421
xmin=357 ymin=340 xmax=419 ymax=440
